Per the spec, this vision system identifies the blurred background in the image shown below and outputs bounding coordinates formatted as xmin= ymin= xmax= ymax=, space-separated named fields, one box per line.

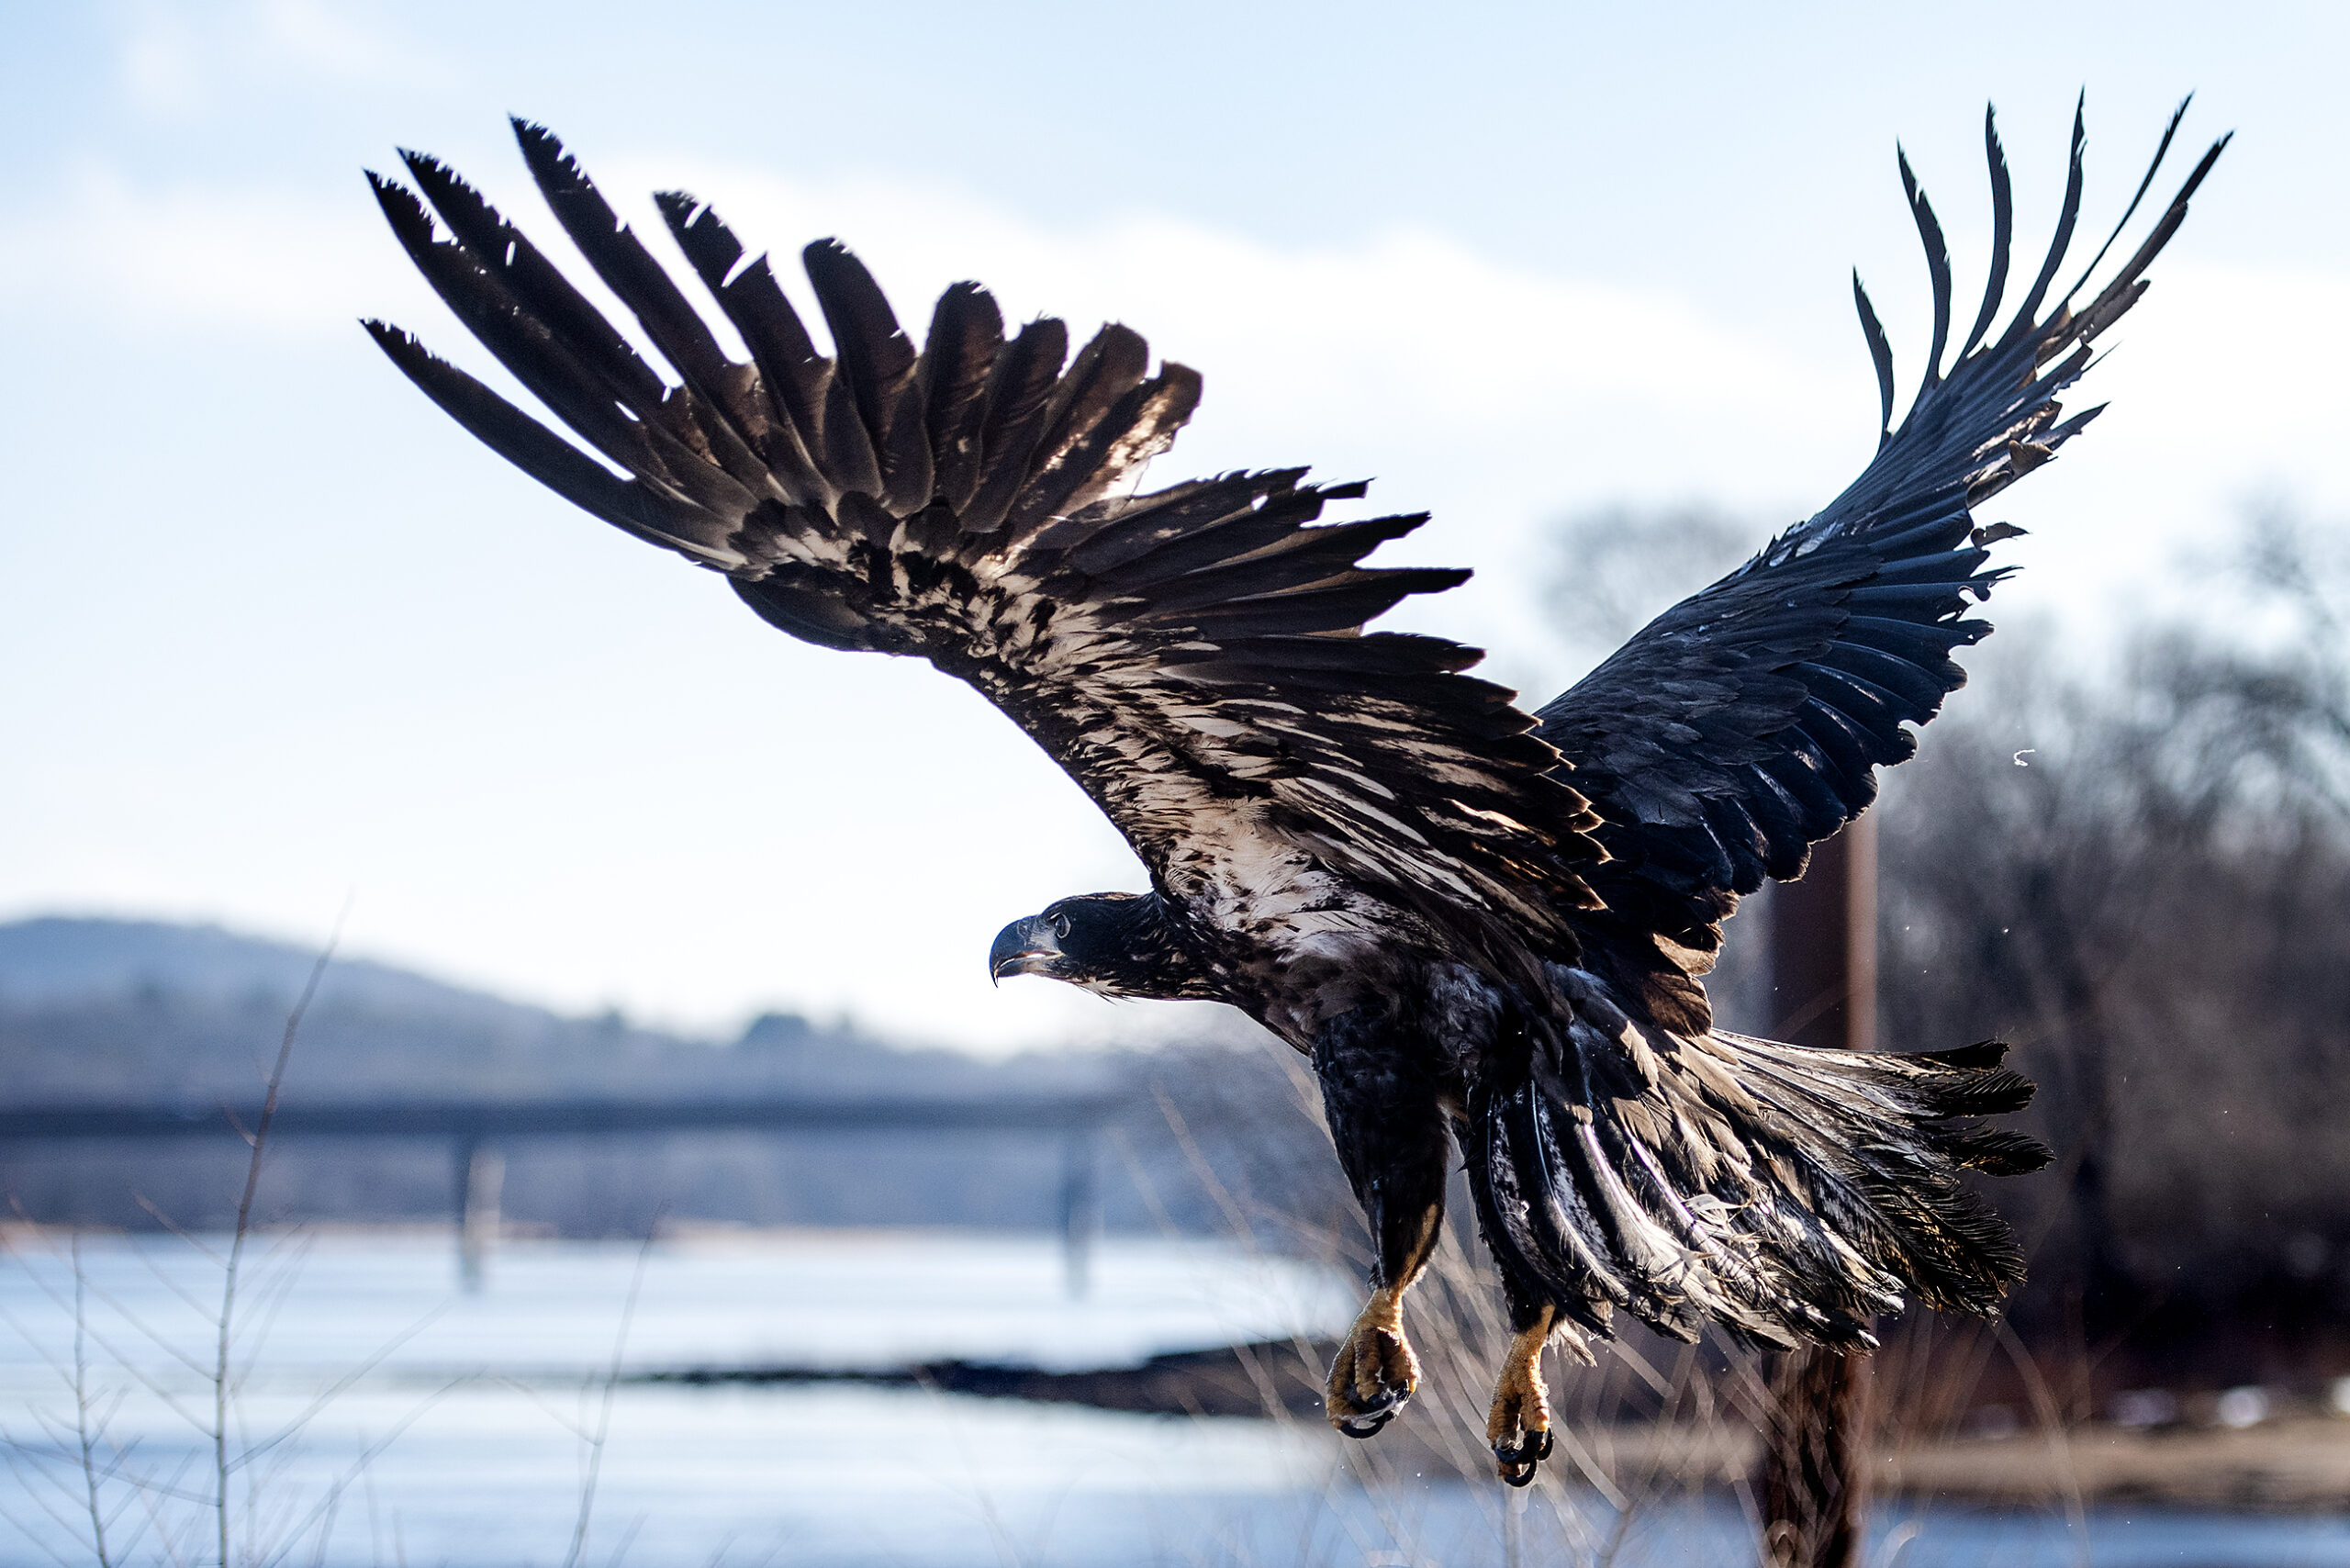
xmin=3 ymin=3 xmax=2347 ymax=1564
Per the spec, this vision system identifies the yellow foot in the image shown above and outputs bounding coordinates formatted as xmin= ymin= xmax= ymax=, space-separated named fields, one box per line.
xmin=1487 ymin=1309 xmax=1558 ymax=1486
xmin=1326 ymin=1285 xmax=1420 ymax=1439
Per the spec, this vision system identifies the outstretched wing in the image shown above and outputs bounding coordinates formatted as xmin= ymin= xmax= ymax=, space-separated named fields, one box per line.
xmin=1538 ymin=100 xmax=2228 ymax=977
xmin=365 ymin=121 xmax=1599 ymax=951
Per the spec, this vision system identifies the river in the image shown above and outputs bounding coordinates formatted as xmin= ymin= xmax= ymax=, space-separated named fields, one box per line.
xmin=1 ymin=1229 xmax=2344 ymax=1566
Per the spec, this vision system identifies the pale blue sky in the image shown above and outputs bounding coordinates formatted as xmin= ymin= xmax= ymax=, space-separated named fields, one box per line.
xmin=4 ymin=2 xmax=2344 ymax=1049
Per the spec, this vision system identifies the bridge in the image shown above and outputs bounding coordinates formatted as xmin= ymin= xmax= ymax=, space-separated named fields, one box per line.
xmin=0 ymin=1093 xmax=1125 ymax=1294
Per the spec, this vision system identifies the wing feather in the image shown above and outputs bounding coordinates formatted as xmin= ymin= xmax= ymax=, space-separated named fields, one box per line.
xmin=1953 ymin=107 xmax=2013 ymax=363
xmin=512 ymin=120 xmax=736 ymax=401
xmin=401 ymin=151 xmax=667 ymax=409
xmin=920 ymin=283 xmax=1004 ymax=511
xmin=962 ymin=319 xmax=1069 ymax=532
xmin=1004 ymin=325 xmax=1155 ymax=532
xmin=653 ymin=193 xmax=835 ymax=506
xmin=1897 ymin=145 xmax=1953 ymax=394
xmin=1995 ymin=98 xmax=2087 ymax=351
xmin=801 ymin=239 xmax=933 ymax=513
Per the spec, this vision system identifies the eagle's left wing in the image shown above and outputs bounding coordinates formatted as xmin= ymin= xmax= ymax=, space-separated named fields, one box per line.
xmin=365 ymin=122 xmax=1601 ymax=954
xmin=1534 ymin=102 xmax=2228 ymax=1002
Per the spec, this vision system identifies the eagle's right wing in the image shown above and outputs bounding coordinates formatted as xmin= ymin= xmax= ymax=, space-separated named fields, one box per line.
xmin=366 ymin=122 xmax=1601 ymax=955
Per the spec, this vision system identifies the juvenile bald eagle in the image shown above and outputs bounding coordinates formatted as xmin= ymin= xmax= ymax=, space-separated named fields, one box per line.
xmin=367 ymin=102 xmax=2223 ymax=1484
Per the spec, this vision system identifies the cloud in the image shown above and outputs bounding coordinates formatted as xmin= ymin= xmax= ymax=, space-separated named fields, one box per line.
xmin=113 ymin=0 xmax=451 ymax=114
xmin=0 ymin=162 xmax=415 ymax=336
xmin=586 ymin=152 xmax=1831 ymax=431
xmin=0 ymin=140 xmax=1866 ymax=658
xmin=0 ymin=146 xmax=1830 ymax=472
xmin=118 ymin=10 xmax=206 ymax=113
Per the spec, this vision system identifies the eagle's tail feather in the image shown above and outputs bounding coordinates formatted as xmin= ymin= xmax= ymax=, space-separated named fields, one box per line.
xmin=1467 ymin=984 xmax=2048 ymax=1353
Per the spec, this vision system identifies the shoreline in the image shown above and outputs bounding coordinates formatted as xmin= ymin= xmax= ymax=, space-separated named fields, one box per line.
xmin=641 ymin=1340 xmax=2350 ymax=1512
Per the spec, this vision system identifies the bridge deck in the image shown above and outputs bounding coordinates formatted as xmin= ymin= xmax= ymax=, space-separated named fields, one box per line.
xmin=0 ymin=1093 xmax=1123 ymax=1294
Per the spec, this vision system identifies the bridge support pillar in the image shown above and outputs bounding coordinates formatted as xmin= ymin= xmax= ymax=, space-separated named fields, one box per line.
xmin=453 ymin=1137 xmax=504 ymax=1293
xmin=1059 ymin=1128 xmax=1097 ymax=1298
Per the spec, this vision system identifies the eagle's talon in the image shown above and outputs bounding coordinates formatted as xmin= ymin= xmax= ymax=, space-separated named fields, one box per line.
xmin=1325 ymin=1290 xmax=1420 ymax=1436
xmin=1484 ymin=1311 xmax=1557 ymax=1484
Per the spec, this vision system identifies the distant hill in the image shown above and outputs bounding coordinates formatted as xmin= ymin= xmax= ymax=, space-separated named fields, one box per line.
xmin=0 ymin=915 xmax=1109 ymax=1097
xmin=0 ymin=916 xmax=554 ymax=1031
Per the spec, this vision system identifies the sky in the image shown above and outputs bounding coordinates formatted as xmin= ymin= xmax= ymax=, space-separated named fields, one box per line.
xmin=3 ymin=1 xmax=2345 ymax=1052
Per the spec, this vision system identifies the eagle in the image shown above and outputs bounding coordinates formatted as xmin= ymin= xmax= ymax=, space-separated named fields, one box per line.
xmin=365 ymin=102 xmax=2223 ymax=1484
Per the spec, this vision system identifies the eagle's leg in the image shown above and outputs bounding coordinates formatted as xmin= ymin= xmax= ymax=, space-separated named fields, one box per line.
xmin=1324 ymin=1204 xmax=1440 ymax=1437
xmin=1486 ymin=1302 xmax=1559 ymax=1486
xmin=1312 ymin=1012 xmax=1451 ymax=1439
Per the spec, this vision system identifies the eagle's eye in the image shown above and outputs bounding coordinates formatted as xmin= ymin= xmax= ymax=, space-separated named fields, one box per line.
xmin=1052 ymin=912 xmax=1072 ymax=940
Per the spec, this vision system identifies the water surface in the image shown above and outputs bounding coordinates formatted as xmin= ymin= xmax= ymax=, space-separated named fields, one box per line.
xmin=2 ymin=1230 xmax=2344 ymax=1567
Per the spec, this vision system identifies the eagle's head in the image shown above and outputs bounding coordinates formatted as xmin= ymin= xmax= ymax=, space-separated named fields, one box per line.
xmin=987 ymin=892 xmax=1216 ymax=1001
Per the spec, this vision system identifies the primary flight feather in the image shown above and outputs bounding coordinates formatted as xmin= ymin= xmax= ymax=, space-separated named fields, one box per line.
xmin=367 ymin=102 xmax=2224 ymax=1484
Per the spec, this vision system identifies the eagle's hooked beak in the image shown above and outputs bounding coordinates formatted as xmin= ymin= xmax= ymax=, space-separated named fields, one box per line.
xmin=989 ymin=913 xmax=1063 ymax=985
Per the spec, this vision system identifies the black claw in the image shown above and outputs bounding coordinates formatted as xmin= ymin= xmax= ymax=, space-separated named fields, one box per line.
xmin=1492 ymin=1428 xmax=1552 ymax=1484
xmin=1337 ymin=1409 xmax=1394 ymax=1439
xmin=1327 ymin=1372 xmax=1406 ymax=1425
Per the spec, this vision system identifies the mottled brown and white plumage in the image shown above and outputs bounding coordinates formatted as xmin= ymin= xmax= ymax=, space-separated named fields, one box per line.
xmin=367 ymin=101 xmax=2223 ymax=1484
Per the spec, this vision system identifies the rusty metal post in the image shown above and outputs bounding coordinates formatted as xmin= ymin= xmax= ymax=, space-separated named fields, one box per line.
xmin=1761 ymin=1340 xmax=1874 ymax=1568
xmin=1767 ymin=814 xmax=1876 ymax=1057
xmin=1759 ymin=813 xmax=1877 ymax=1568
